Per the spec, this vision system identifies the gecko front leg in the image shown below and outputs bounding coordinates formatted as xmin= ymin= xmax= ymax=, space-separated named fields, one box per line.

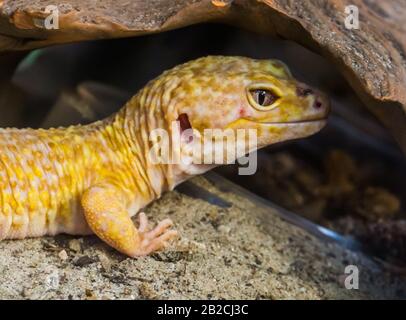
xmin=81 ymin=182 xmax=178 ymax=257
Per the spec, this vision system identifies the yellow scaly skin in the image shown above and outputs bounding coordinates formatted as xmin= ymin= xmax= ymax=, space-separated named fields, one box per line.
xmin=0 ymin=56 xmax=329 ymax=257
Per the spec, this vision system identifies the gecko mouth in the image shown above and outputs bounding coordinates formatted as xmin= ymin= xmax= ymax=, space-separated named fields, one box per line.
xmin=225 ymin=117 xmax=328 ymax=130
xmin=256 ymin=118 xmax=328 ymax=125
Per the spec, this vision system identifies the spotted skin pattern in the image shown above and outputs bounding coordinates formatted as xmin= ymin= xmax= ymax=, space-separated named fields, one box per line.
xmin=0 ymin=56 xmax=329 ymax=257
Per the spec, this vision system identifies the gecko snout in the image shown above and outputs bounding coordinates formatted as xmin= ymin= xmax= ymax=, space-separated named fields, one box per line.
xmin=296 ymin=84 xmax=330 ymax=113
xmin=313 ymin=90 xmax=330 ymax=115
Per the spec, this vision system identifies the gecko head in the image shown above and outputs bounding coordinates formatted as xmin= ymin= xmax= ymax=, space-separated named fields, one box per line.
xmin=168 ymin=56 xmax=328 ymax=145
xmin=144 ymin=56 xmax=329 ymax=177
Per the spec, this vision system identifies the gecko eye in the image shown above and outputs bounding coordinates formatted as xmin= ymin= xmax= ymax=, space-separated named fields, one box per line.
xmin=249 ymin=89 xmax=279 ymax=107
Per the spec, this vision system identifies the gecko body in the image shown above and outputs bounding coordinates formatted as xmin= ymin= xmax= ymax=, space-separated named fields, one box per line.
xmin=0 ymin=56 xmax=329 ymax=257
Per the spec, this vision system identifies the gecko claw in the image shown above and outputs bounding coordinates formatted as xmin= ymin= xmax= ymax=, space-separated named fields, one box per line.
xmin=134 ymin=212 xmax=178 ymax=256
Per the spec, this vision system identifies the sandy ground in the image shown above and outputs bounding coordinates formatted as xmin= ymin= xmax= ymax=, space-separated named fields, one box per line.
xmin=0 ymin=175 xmax=405 ymax=299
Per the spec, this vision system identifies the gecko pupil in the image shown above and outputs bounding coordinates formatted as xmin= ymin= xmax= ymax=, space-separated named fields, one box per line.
xmin=251 ymin=89 xmax=278 ymax=107
xmin=258 ymin=91 xmax=266 ymax=105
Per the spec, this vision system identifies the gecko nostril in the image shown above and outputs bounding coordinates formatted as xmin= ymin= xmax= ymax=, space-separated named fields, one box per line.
xmin=314 ymin=101 xmax=322 ymax=109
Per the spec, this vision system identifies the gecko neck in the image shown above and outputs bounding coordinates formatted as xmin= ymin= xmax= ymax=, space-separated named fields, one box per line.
xmin=100 ymin=85 xmax=215 ymax=199
xmin=99 ymin=95 xmax=179 ymax=201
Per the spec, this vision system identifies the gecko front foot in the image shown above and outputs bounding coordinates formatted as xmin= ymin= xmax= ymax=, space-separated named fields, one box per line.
xmin=133 ymin=212 xmax=178 ymax=256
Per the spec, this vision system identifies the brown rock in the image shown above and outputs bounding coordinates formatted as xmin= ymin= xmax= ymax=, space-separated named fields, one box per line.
xmin=0 ymin=1 xmax=405 ymax=152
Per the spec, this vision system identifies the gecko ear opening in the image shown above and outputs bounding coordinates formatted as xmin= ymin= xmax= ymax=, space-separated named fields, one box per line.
xmin=177 ymin=113 xmax=192 ymax=133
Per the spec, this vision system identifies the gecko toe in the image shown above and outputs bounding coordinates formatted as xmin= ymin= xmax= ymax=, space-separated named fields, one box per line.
xmin=138 ymin=212 xmax=149 ymax=233
xmin=145 ymin=218 xmax=174 ymax=239
xmin=134 ymin=217 xmax=178 ymax=256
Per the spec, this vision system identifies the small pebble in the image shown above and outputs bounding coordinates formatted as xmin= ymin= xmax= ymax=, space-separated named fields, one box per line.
xmin=85 ymin=288 xmax=97 ymax=300
xmin=68 ymin=239 xmax=82 ymax=252
xmin=175 ymin=239 xmax=207 ymax=253
xmin=98 ymin=252 xmax=112 ymax=272
xmin=218 ymin=225 xmax=231 ymax=234
xmin=58 ymin=250 xmax=68 ymax=261
xmin=73 ymin=255 xmax=97 ymax=267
